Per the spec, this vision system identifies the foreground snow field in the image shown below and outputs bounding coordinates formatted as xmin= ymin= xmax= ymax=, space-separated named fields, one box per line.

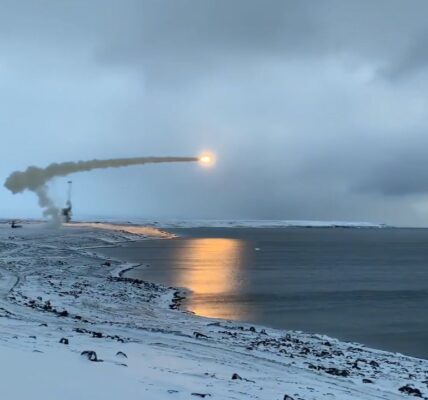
xmin=0 ymin=223 xmax=426 ymax=400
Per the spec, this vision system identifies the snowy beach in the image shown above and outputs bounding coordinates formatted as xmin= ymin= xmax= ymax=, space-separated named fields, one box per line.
xmin=0 ymin=223 xmax=427 ymax=400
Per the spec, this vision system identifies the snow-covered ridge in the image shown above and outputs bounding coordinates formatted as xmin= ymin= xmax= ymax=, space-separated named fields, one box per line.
xmin=1 ymin=218 xmax=387 ymax=229
xmin=148 ymin=219 xmax=387 ymax=229
xmin=72 ymin=218 xmax=387 ymax=229
xmin=0 ymin=223 xmax=425 ymax=400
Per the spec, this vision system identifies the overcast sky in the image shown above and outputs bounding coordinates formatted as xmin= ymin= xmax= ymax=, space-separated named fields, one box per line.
xmin=1 ymin=0 xmax=428 ymax=226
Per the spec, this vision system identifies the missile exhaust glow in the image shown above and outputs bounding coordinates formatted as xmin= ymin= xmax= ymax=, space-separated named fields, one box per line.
xmin=200 ymin=155 xmax=212 ymax=163
xmin=199 ymin=153 xmax=215 ymax=166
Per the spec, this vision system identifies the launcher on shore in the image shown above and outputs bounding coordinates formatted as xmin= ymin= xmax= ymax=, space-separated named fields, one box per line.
xmin=61 ymin=181 xmax=72 ymax=223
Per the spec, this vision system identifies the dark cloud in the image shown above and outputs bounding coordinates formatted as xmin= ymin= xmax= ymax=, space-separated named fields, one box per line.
xmin=381 ymin=31 xmax=428 ymax=81
xmin=356 ymin=144 xmax=428 ymax=196
xmin=3 ymin=1 xmax=428 ymax=80
xmin=1 ymin=0 xmax=428 ymax=226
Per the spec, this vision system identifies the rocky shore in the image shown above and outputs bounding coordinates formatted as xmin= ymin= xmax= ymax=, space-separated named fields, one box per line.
xmin=0 ymin=223 xmax=426 ymax=399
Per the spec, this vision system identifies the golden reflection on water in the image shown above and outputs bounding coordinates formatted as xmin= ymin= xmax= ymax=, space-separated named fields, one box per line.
xmin=175 ymin=238 xmax=246 ymax=318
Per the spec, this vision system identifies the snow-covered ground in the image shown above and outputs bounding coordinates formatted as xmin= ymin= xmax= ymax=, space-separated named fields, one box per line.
xmin=0 ymin=222 xmax=425 ymax=400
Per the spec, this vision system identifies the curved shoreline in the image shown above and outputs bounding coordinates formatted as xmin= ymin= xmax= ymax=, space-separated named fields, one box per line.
xmin=1 ymin=223 xmax=427 ymax=399
xmin=97 ymin=227 xmax=428 ymax=362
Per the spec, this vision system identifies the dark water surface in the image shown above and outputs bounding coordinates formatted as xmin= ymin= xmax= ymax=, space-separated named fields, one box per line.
xmin=99 ymin=228 xmax=428 ymax=359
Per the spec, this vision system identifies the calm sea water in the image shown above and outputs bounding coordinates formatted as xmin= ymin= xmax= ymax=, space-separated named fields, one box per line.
xmin=99 ymin=228 xmax=428 ymax=359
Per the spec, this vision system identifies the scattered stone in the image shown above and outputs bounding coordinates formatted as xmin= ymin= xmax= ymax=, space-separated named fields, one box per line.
xmin=230 ymin=373 xmax=255 ymax=383
xmin=324 ymin=367 xmax=350 ymax=377
xmin=57 ymin=310 xmax=69 ymax=317
xmin=191 ymin=394 xmax=211 ymax=398
xmin=398 ymin=385 xmax=423 ymax=397
xmin=362 ymin=378 xmax=373 ymax=384
xmin=283 ymin=395 xmax=295 ymax=400
xmin=193 ymin=332 xmax=209 ymax=339
xmin=59 ymin=337 xmax=69 ymax=345
xmin=116 ymin=351 xmax=127 ymax=358
xmin=73 ymin=328 xmax=128 ymax=342
xmin=316 ymin=350 xmax=331 ymax=358
xmin=81 ymin=350 xmax=102 ymax=362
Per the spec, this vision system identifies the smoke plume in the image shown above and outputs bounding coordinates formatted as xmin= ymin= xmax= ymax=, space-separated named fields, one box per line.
xmin=4 ymin=156 xmax=199 ymax=225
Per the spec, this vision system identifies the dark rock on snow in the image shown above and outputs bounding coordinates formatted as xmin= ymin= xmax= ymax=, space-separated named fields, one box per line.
xmin=81 ymin=350 xmax=102 ymax=362
xmin=398 ymin=384 xmax=423 ymax=397
xmin=193 ymin=332 xmax=209 ymax=339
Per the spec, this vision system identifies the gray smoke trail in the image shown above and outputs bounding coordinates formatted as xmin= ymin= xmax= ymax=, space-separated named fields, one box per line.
xmin=4 ymin=156 xmax=199 ymax=225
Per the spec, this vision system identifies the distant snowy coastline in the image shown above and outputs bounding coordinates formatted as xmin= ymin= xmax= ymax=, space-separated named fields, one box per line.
xmin=0 ymin=218 xmax=388 ymax=229
xmin=149 ymin=219 xmax=387 ymax=229
xmin=67 ymin=218 xmax=388 ymax=229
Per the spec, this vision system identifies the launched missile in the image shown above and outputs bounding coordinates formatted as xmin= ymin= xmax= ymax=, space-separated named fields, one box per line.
xmin=4 ymin=153 xmax=215 ymax=225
